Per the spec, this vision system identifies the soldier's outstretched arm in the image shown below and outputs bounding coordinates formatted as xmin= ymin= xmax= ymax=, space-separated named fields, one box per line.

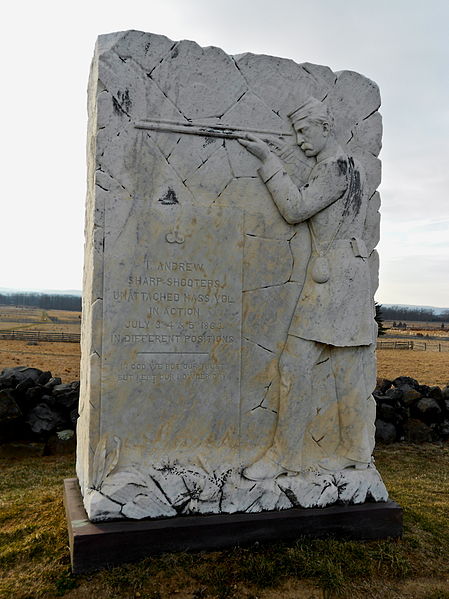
xmin=239 ymin=135 xmax=347 ymax=224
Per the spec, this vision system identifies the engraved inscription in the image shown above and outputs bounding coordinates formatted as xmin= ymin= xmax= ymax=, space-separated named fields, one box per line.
xmin=101 ymin=205 xmax=243 ymax=452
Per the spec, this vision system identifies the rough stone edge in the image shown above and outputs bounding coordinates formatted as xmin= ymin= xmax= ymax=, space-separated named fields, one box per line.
xmin=76 ymin=38 xmax=105 ymax=494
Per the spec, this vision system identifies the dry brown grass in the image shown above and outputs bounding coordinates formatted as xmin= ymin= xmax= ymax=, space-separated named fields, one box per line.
xmin=376 ymin=349 xmax=449 ymax=387
xmin=0 ymin=340 xmax=80 ymax=382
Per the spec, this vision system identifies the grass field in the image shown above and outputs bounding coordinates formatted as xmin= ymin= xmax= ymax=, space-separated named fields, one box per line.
xmin=1 ymin=308 xmax=449 ymax=597
xmin=0 ymin=445 xmax=448 ymax=599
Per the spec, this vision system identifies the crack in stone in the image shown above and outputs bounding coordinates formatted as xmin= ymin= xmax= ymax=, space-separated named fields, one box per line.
xmin=278 ymin=484 xmax=297 ymax=506
xmin=94 ymin=488 xmax=125 ymax=507
xmin=183 ymin=145 xmax=233 ymax=200
xmin=362 ymin=106 xmax=381 ymax=121
xmin=311 ymin=434 xmax=325 ymax=447
xmin=96 ymin=163 xmax=132 ymax=196
xmin=169 ymin=136 xmax=222 ymax=182
xmin=95 ymin=182 xmax=109 ymax=192
xmin=231 ymin=57 xmax=287 ymax=122
xmin=149 ymin=474 xmax=173 ymax=506
xmin=243 ymin=336 xmax=274 ymax=354
xmin=146 ymin=68 xmax=190 ymax=121
xmin=146 ymin=42 xmax=178 ymax=77
xmin=250 ymin=380 xmax=273 ymax=412
xmin=287 ymin=237 xmax=295 ymax=282
xmin=244 ymin=496 xmax=262 ymax=512
xmin=142 ymin=133 xmax=195 ymax=203
xmin=300 ymin=64 xmax=329 ymax=88
xmin=220 ymin=90 xmax=248 ymax=119
xmin=225 ymin=147 xmax=236 ymax=178
xmin=164 ymin=136 xmax=182 ymax=161
xmin=211 ymin=177 xmax=234 ymax=205
xmin=243 ymin=279 xmax=290 ymax=292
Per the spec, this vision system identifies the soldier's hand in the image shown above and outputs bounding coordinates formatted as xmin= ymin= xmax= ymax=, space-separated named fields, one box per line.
xmin=238 ymin=134 xmax=271 ymax=161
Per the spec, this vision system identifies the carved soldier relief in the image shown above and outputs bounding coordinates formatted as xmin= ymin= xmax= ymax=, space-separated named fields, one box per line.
xmin=77 ymin=31 xmax=386 ymax=521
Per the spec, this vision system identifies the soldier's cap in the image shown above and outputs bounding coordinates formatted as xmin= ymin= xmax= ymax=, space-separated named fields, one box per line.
xmin=288 ymin=97 xmax=330 ymax=125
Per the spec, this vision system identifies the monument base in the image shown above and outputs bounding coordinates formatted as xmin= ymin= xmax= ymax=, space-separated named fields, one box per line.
xmin=64 ymin=478 xmax=402 ymax=574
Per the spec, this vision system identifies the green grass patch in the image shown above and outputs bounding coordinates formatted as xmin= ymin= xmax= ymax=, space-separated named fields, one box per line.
xmin=1 ymin=444 xmax=448 ymax=598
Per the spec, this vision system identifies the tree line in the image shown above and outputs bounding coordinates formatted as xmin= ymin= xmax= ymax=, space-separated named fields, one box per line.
xmin=382 ymin=305 xmax=449 ymax=323
xmin=0 ymin=293 xmax=81 ymax=311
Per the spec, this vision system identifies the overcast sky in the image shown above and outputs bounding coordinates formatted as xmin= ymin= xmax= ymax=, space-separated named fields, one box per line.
xmin=1 ymin=0 xmax=448 ymax=308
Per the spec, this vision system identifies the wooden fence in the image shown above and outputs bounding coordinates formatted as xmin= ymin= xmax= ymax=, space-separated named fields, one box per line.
xmin=0 ymin=330 xmax=80 ymax=343
xmin=0 ymin=331 xmax=446 ymax=350
xmin=377 ymin=340 xmax=449 ymax=352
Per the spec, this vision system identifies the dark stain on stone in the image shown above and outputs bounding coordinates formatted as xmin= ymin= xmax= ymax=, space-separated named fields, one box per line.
xmin=144 ymin=41 xmax=151 ymax=54
xmin=118 ymin=90 xmax=132 ymax=113
xmin=159 ymin=187 xmax=179 ymax=205
xmin=171 ymin=46 xmax=179 ymax=59
xmin=342 ymin=156 xmax=362 ymax=217
xmin=337 ymin=158 xmax=348 ymax=175
xmin=202 ymin=137 xmax=216 ymax=147
xmin=113 ymin=90 xmax=132 ymax=116
xmin=112 ymin=96 xmax=125 ymax=116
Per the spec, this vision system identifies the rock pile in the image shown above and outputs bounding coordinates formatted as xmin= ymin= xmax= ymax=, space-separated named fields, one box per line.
xmin=375 ymin=376 xmax=449 ymax=443
xmin=0 ymin=366 xmax=79 ymax=454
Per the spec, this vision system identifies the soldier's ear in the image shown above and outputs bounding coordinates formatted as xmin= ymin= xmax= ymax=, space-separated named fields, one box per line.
xmin=322 ymin=122 xmax=330 ymax=136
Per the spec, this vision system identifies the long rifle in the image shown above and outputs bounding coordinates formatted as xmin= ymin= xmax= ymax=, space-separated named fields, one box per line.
xmin=134 ymin=118 xmax=293 ymax=141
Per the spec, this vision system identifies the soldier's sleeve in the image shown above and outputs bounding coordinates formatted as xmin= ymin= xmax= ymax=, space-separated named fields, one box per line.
xmin=258 ymin=156 xmax=348 ymax=224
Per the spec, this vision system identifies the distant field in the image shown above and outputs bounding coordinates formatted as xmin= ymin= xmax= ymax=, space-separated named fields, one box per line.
xmin=0 ymin=309 xmax=448 ymax=386
xmin=0 ymin=306 xmax=81 ymax=381
xmin=385 ymin=320 xmax=449 ymax=337
xmin=0 ymin=305 xmax=81 ymax=334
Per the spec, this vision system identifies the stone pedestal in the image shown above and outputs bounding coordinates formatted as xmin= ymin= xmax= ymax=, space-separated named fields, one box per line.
xmin=64 ymin=478 xmax=402 ymax=574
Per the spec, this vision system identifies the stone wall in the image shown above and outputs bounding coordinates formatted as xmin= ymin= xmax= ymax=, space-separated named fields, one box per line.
xmin=375 ymin=376 xmax=449 ymax=443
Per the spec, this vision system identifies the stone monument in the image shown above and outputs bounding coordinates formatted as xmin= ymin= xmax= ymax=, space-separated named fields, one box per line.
xmin=70 ymin=31 xmax=400 ymax=553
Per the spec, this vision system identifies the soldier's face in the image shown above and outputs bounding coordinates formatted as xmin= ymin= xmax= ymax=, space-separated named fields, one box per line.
xmin=294 ymin=119 xmax=328 ymax=157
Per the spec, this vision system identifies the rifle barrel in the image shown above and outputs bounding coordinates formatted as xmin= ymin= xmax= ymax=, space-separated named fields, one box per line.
xmin=134 ymin=119 xmax=292 ymax=140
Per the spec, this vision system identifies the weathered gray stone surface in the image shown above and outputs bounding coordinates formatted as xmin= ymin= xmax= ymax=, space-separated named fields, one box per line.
xmin=77 ymin=30 xmax=386 ymax=521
